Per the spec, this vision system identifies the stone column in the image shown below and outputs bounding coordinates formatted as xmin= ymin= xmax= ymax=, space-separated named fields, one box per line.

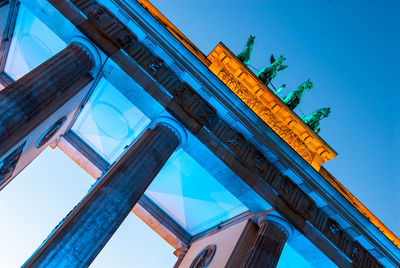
xmin=23 ymin=122 xmax=183 ymax=267
xmin=241 ymin=215 xmax=293 ymax=268
xmin=0 ymin=43 xmax=94 ymax=159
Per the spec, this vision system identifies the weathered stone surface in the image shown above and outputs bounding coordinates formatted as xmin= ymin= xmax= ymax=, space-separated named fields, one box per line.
xmin=0 ymin=43 xmax=94 ymax=158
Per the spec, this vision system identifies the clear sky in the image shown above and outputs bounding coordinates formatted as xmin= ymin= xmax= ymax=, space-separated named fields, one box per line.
xmin=0 ymin=0 xmax=399 ymax=267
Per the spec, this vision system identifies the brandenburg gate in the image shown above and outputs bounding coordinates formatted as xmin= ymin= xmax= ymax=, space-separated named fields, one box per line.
xmin=0 ymin=0 xmax=398 ymax=267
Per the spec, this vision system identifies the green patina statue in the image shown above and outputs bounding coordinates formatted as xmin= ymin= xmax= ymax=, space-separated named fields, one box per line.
xmin=257 ymin=54 xmax=288 ymax=85
xmin=237 ymin=35 xmax=255 ymax=66
xmin=302 ymin=108 xmax=331 ymax=133
xmin=283 ymin=79 xmax=313 ymax=110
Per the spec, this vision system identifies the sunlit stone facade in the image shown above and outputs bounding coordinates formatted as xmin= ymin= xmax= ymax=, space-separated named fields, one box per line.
xmin=0 ymin=0 xmax=399 ymax=267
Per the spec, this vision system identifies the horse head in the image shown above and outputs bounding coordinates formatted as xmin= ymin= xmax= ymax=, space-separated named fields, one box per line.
xmin=275 ymin=55 xmax=286 ymax=65
xmin=247 ymin=35 xmax=255 ymax=46
xmin=298 ymin=79 xmax=313 ymax=91
xmin=318 ymin=107 xmax=331 ymax=118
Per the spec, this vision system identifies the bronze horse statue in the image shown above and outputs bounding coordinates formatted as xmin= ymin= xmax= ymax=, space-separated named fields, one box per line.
xmin=237 ymin=35 xmax=255 ymax=66
xmin=302 ymin=107 xmax=331 ymax=133
xmin=283 ymin=79 xmax=313 ymax=110
xmin=257 ymin=54 xmax=288 ymax=85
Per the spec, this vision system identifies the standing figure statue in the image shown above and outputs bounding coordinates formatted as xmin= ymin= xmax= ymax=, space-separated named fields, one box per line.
xmin=282 ymin=79 xmax=313 ymax=110
xmin=257 ymin=54 xmax=288 ymax=85
xmin=302 ymin=108 xmax=331 ymax=133
xmin=237 ymin=35 xmax=255 ymax=66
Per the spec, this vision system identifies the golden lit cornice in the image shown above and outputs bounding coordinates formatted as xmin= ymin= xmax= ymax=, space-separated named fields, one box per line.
xmin=207 ymin=43 xmax=337 ymax=171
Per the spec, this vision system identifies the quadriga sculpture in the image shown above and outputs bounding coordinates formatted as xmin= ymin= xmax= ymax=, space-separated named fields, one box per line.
xmin=302 ymin=108 xmax=331 ymax=133
xmin=257 ymin=54 xmax=288 ymax=85
xmin=283 ymin=79 xmax=313 ymax=110
xmin=237 ymin=35 xmax=255 ymax=66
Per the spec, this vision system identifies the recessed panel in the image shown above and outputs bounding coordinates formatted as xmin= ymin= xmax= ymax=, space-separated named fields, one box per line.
xmin=72 ymin=78 xmax=150 ymax=163
xmin=145 ymin=149 xmax=248 ymax=235
xmin=4 ymin=4 xmax=66 ymax=80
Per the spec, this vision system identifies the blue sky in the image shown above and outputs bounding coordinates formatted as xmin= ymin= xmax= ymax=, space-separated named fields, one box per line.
xmin=0 ymin=0 xmax=399 ymax=267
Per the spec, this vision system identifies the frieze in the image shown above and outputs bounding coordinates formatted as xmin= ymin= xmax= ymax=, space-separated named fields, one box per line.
xmin=116 ymin=34 xmax=135 ymax=50
xmin=352 ymin=241 xmax=363 ymax=266
xmin=325 ymin=218 xmax=341 ymax=244
xmin=147 ymin=59 xmax=163 ymax=75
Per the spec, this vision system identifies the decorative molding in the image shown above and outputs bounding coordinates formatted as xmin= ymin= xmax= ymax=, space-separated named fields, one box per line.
xmin=190 ymin=244 xmax=216 ymax=268
xmin=207 ymin=44 xmax=337 ymax=171
xmin=36 ymin=116 xmax=67 ymax=149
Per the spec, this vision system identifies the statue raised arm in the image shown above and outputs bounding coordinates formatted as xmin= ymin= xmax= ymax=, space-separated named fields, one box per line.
xmin=301 ymin=108 xmax=331 ymax=133
xmin=282 ymin=79 xmax=313 ymax=110
xmin=237 ymin=35 xmax=255 ymax=66
xmin=257 ymin=54 xmax=288 ymax=85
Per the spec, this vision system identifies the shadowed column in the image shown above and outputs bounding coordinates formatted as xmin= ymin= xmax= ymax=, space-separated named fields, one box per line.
xmin=241 ymin=215 xmax=292 ymax=268
xmin=23 ymin=123 xmax=181 ymax=267
xmin=0 ymin=43 xmax=94 ymax=159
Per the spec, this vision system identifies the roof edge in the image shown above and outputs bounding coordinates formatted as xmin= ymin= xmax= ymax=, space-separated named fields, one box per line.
xmin=136 ymin=0 xmax=211 ymax=66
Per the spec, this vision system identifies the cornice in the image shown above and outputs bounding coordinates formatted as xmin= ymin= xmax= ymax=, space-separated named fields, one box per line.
xmin=135 ymin=0 xmax=211 ymax=67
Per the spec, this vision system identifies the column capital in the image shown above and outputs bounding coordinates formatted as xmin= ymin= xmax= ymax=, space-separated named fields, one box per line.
xmin=258 ymin=214 xmax=294 ymax=240
xmin=152 ymin=116 xmax=188 ymax=149
xmin=70 ymin=36 xmax=102 ymax=74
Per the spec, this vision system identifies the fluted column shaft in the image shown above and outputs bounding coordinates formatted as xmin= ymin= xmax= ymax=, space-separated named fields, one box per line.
xmin=0 ymin=43 xmax=94 ymax=158
xmin=241 ymin=216 xmax=290 ymax=268
xmin=23 ymin=124 xmax=180 ymax=267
